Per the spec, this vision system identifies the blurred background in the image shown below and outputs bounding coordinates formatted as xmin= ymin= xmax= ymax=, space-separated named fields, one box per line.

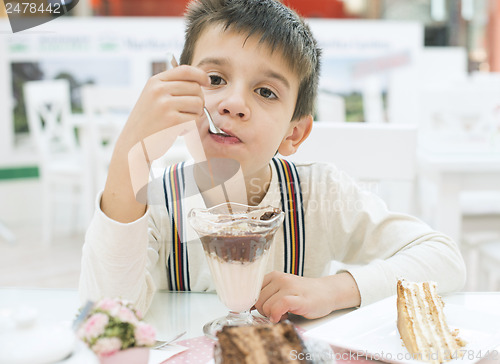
xmin=1 ymin=0 xmax=499 ymax=292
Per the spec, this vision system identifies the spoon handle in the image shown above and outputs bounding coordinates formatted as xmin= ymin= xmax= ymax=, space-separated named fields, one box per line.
xmin=167 ymin=53 xmax=179 ymax=68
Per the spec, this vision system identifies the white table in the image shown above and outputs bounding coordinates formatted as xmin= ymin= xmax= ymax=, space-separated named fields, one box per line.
xmin=1 ymin=288 xmax=500 ymax=340
xmin=1 ymin=288 xmax=500 ymax=364
xmin=0 ymin=288 xmax=323 ymax=341
xmin=417 ymin=146 xmax=500 ymax=244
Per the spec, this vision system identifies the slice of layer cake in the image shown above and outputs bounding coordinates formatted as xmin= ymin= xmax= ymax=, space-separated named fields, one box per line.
xmin=214 ymin=321 xmax=311 ymax=363
xmin=397 ymin=279 xmax=466 ymax=364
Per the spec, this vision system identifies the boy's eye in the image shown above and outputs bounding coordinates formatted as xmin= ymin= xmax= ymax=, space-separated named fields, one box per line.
xmin=256 ymin=87 xmax=277 ymax=99
xmin=209 ymin=75 xmax=225 ymax=86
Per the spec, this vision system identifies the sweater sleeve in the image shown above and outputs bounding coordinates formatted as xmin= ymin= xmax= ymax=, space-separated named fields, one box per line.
xmin=78 ymin=191 xmax=161 ymax=314
xmin=317 ymin=164 xmax=467 ymax=307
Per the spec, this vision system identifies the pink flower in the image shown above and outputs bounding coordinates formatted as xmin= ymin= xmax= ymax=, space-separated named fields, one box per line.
xmin=80 ymin=313 xmax=109 ymax=340
xmin=95 ymin=298 xmax=120 ymax=313
xmin=77 ymin=296 xmax=156 ymax=355
xmin=134 ymin=322 xmax=156 ymax=346
xmin=92 ymin=337 xmax=123 ymax=357
xmin=117 ymin=306 xmax=138 ymax=324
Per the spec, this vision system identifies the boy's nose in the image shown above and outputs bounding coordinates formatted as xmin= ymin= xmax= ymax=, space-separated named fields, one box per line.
xmin=217 ymin=90 xmax=250 ymax=121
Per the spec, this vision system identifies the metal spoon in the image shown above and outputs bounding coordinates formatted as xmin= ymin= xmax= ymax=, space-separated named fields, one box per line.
xmin=152 ymin=330 xmax=187 ymax=350
xmin=166 ymin=54 xmax=230 ymax=136
xmin=72 ymin=300 xmax=94 ymax=331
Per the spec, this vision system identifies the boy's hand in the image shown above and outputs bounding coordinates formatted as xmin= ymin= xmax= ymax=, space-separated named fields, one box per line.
xmin=254 ymin=271 xmax=361 ymax=323
xmin=101 ymin=65 xmax=210 ymax=223
xmin=120 ymin=65 xmax=210 ymax=160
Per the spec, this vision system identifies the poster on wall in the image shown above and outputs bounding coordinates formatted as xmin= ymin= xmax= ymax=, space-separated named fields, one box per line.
xmin=11 ymin=58 xmax=131 ymax=137
xmin=0 ymin=17 xmax=422 ymax=167
xmin=309 ymin=19 xmax=422 ymax=124
xmin=0 ymin=17 xmax=185 ymax=167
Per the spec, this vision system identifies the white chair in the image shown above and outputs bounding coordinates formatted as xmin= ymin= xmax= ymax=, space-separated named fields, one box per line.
xmin=417 ymin=47 xmax=467 ymax=84
xmin=462 ymin=231 xmax=500 ymax=291
xmin=417 ymin=75 xmax=500 ymax=290
xmin=24 ymin=79 xmax=93 ymax=245
xmin=286 ymin=122 xmax=418 ymax=214
xmin=477 ymin=239 xmax=500 ymax=291
xmin=284 ymin=122 xmax=418 ymax=275
xmin=460 ymin=73 xmax=500 ymax=216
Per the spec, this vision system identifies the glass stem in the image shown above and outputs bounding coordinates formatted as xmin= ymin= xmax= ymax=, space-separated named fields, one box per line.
xmin=226 ymin=310 xmax=252 ymax=325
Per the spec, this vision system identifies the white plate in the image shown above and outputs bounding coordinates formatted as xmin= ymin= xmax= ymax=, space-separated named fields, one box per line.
xmin=305 ymin=295 xmax=500 ymax=364
xmin=0 ymin=323 xmax=76 ymax=364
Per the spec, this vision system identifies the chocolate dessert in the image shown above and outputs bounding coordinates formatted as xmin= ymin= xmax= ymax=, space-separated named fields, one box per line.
xmin=214 ymin=321 xmax=311 ymax=363
xmin=199 ymin=233 xmax=273 ymax=263
xmin=260 ymin=208 xmax=281 ymax=221
xmin=197 ymin=207 xmax=282 ymax=263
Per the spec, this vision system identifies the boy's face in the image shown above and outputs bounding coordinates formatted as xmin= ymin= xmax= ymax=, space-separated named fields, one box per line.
xmin=191 ymin=25 xmax=310 ymax=180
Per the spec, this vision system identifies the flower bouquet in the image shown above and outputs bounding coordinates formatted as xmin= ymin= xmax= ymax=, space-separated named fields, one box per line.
xmin=76 ymin=297 xmax=156 ymax=364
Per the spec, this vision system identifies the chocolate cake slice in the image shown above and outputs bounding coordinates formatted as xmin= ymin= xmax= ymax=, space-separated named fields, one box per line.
xmin=215 ymin=321 xmax=311 ymax=363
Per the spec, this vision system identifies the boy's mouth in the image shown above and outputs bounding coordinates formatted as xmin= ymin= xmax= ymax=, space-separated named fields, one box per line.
xmin=208 ymin=128 xmax=242 ymax=144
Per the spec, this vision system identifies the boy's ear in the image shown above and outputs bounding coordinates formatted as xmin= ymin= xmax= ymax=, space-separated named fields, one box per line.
xmin=278 ymin=114 xmax=313 ymax=156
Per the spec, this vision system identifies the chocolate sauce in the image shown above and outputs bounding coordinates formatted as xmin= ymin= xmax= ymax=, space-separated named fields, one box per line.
xmin=259 ymin=208 xmax=281 ymax=221
xmin=200 ymin=233 xmax=273 ymax=263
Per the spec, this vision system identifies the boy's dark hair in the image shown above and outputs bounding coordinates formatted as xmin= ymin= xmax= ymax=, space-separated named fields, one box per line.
xmin=180 ymin=0 xmax=321 ymax=121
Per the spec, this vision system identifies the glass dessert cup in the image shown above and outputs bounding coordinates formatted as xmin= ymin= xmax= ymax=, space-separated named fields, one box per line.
xmin=188 ymin=203 xmax=284 ymax=340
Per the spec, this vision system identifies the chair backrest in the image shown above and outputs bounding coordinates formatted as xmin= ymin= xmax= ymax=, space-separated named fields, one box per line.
xmin=24 ymin=79 xmax=76 ymax=159
xmin=285 ymin=122 xmax=418 ymax=213
xmin=80 ymin=84 xmax=138 ymax=152
xmin=287 ymin=122 xmax=417 ymax=180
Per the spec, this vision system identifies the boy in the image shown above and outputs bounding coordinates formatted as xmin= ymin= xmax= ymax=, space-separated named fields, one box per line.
xmin=79 ymin=0 xmax=465 ymax=322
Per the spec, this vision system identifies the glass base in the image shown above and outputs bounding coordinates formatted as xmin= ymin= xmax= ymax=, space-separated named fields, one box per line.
xmin=203 ymin=310 xmax=271 ymax=340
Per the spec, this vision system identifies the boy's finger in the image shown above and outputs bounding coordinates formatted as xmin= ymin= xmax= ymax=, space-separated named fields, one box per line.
xmin=268 ymin=297 xmax=291 ymax=323
xmin=165 ymin=96 xmax=205 ymax=116
xmin=269 ymin=295 xmax=302 ymax=323
xmin=255 ymin=282 xmax=279 ymax=313
xmin=259 ymin=286 xmax=293 ymax=321
xmin=156 ymin=65 xmax=210 ymax=87
xmin=261 ymin=271 xmax=281 ymax=289
xmin=165 ymin=81 xmax=205 ymax=98
xmin=261 ymin=273 xmax=272 ymax=289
